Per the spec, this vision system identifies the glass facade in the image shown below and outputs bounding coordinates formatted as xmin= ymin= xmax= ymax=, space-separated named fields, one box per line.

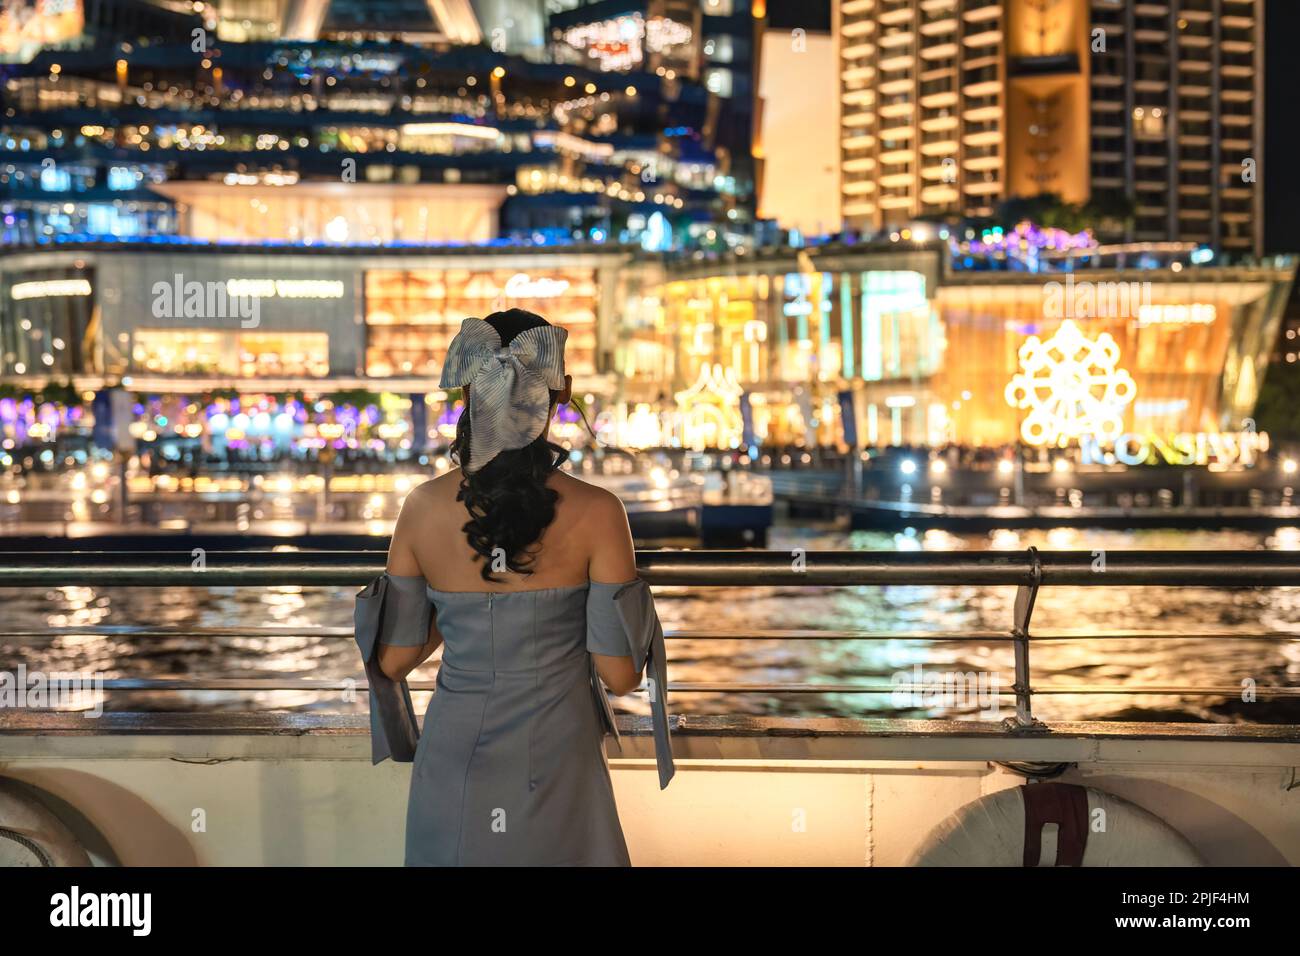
xmin=363 ymin=267 xmax=599 ymax=378
xmin=935 ymin=277 xmax=1283 ymax=446
xmin=624 ymin=256 xmax=1292 ymax=451
xmin=132 ymin=330 xmax=331 ymax=378
xmin=0 ymin=267 xmax=97 ymax=376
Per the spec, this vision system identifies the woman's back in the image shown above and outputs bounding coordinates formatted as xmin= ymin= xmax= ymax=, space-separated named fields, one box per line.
xmin=391 ymin=467 xmax=634 ymax=593
xmin=381 ymin=468 xmax=647 ymax=866
xmin=368 ymin=309 xmax=670 ymax=866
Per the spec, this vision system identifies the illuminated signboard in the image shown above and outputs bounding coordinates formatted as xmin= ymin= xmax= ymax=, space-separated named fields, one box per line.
xmin=503 ymin=273 xmax=569 ymax=298
xmin=561 ymin=14 xmax=693 ymax=72
xmin=1080 ymin=430 xmax=1268 ymax=467
xmin=11 ymin=278 xmax=92 ymax=300
xmin=1136 ymin=303 xmax=1217 ymax=326
xmin=674 ymin=363 xmax=744 ymax=450
xmin=1005 ymin=319 xmax=1137 ymax=445
xmin=224 ymin=279 xmax=345 ymax=299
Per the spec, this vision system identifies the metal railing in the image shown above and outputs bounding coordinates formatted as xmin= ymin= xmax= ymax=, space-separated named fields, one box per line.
xmin=1 ymin=548 xmax=1299 ymax=732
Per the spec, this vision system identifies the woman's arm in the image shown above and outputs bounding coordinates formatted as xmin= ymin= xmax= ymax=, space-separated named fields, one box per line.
xmin=588 ymin=489 xmax=643 ymax=696
xmin=379 ymin=488 xmax=444 ymax=681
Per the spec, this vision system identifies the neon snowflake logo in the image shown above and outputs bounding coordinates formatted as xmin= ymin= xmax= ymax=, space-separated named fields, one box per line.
xmin=1004 ymin=319 xmax=1136 ymax=446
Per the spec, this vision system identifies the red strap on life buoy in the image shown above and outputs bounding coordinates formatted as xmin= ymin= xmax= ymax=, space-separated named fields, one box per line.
xmin=1022 ymin=783 xmax=1089 ymax=867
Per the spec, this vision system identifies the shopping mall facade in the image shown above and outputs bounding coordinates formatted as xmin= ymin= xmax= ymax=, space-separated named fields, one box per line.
xmin=624 ymin=244 xmax=1296 ymax=462
xmin=0 ymin=238 xmax=1293 ymax=463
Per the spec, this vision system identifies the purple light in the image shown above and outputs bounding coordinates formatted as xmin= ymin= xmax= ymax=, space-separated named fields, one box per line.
xmin=954 ymin=220 xmax=1095 ymax=258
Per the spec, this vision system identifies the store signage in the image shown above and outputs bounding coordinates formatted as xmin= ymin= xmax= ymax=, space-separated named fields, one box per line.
xmin=11 ymin=279 xmax=92 ymax=300
xmin=1136 ymin=303 xmax=1217 ymax=326
xmin=1080 ymin=429 xmax=1269 ymax=467
xmin=224 ymin=279 xmax=345 ymax=299
xmin=504 ymin=273 xmax=570 ymax=298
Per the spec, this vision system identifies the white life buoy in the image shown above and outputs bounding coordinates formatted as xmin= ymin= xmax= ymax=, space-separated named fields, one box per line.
xmin=0 ymin=779 xmax=93 ymax=867
xmin=907 ymin=783 xmax=1204 ymax=867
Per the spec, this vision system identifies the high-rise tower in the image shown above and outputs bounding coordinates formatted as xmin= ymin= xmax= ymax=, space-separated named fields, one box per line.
xmin=833 ymin=0 xmax=1264 ymax=254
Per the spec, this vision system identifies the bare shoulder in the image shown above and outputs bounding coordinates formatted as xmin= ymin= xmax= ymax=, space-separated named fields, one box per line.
xmin=410 ymin=468 xmax=463 ymax=502
xmin=396 ymin=470 xmax=462 ymax=525
xmin=559 ymin=473 xmax=636 ymax=579
xmin=552 ymin=473 xmax=634 ymax=577
xmin=551 ymin=471 xmax=627 ymax=518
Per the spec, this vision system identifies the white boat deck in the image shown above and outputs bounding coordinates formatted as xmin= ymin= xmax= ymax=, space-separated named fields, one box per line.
xmin=3 ymin=714 xmax=1298 ymax=866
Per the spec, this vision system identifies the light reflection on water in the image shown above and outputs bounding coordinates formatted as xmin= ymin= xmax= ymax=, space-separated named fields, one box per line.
xmin=2 ymin=524 xmax=1299 ymax=724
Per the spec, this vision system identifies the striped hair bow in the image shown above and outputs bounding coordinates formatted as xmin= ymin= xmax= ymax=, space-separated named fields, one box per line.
xmin=438 ymin=317 xmax=568 ymax=473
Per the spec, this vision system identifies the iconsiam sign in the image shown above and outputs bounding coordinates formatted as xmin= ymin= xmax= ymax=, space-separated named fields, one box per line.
xmin=1080 ymin=428 xmax=1270 ymax=468
xmin=1004 ymin=321 xmax=1269 ymax=468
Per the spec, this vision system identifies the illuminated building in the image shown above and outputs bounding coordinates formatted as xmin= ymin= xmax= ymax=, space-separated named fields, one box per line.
xmin=614 ymin=242 xmax=1295 ymax=452
xmin=0 ymin=241 xmax=628 ymax=383
xmin=0 ymin=240 xmax=639 ymax=458
xmin=832 ymin=0 xmax=1265 ymax=255
xmin=547 ymin=0 xmax=760 ymax=237
xmin=0 ymin=1 xmax=729 ymax=247
xmin=0 ymin=0 xmax=755 ymax=457
xmin=0 ymin=237 xmax=1293 ymax=456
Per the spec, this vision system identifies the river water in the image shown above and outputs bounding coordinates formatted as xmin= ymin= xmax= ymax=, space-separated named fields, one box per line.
xmin=3 ymin=523 xmax=1299 ymax=725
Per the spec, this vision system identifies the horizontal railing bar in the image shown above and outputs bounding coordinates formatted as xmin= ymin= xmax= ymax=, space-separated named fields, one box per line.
xmin=63 ymin=679 xmax=422 ymax=691
xmin=4 ymin=627 xmax=1298 ymax=643
xmin=1 ymin=549 xmax=1299 ymax=587
xmin=2 ymin=627 xmax=359 ymax=639
xmin=2 ymin=628 xmax=1022 ymax=642
xmin=666 ymin=630 xmax=1300 ymax=642
xmin=56 ymin=679 xmax=1300 ymax=698
xmin=662 ymin=683 xmax=1300 ymax=698
xmin=642 ymin=551 xmax=1300 ymax=587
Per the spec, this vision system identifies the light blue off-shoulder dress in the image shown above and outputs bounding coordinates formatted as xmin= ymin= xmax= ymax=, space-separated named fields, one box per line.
xmin=375 ymin=575 xmax=674 ymax=867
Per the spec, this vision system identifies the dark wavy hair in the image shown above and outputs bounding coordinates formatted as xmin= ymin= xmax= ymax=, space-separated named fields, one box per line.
xmin=449 ymin=309 xmax=569 ymax=582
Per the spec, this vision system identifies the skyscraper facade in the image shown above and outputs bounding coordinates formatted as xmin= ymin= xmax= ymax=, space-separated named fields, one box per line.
xmin=833 ymin=0 xmax=1264 ymax=254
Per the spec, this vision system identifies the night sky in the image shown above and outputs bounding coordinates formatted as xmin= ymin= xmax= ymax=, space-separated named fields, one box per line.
xmin=1264 ymin=0 xmax=1299 ymax=254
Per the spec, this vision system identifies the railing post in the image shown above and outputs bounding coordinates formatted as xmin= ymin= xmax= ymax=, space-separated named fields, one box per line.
xmin=1006 ymin=546 xmax=1047 ymax=732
